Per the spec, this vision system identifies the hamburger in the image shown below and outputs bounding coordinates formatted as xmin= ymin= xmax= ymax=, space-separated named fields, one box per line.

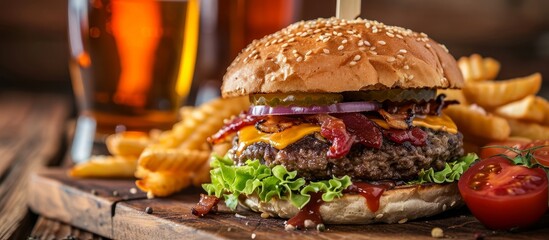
xmin=195 ymin=18 xmax=472 ymax=229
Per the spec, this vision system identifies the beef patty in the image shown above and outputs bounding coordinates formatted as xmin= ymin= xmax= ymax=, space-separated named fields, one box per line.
xmin=230 ymin=128 xmax=464 ymax=181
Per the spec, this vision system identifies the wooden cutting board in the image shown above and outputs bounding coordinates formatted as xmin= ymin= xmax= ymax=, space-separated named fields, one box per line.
xmin=28 ymin=168 xmax=549 ymax=240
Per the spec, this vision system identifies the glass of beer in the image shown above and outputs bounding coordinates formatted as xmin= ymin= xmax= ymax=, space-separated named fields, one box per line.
xmin=68 ymin=0 xmax=199 ymax=161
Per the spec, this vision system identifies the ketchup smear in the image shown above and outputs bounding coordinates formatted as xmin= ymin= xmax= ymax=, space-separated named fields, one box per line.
xmin=345 ymin=182 xmax=390 ymax=212
xmin=287 ymin=192 xmax=324 ymax=229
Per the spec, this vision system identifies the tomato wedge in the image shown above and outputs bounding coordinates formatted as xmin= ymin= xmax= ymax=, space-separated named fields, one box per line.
xmin=481 ymin=140 xmax=549 ymax=167
xmin=458 ymin=157 xmax=548 ymax=230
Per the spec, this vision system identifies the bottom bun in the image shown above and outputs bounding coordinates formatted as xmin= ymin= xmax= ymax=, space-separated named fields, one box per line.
xmin=239 ymin=183 xmax=462 ymax=224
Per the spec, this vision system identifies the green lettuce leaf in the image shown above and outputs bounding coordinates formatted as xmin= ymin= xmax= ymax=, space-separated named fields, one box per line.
xmin=412 ymin=153 xmax=478 ymax=184
xmin=202 ymin=155 xmax=352 ymax=210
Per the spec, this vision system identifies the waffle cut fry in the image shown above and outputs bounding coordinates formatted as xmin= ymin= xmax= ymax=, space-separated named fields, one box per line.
xmin=135 ymin=96 xmax=249 ymax=197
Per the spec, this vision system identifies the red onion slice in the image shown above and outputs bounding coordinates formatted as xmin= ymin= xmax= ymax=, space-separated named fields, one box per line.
xmin=249 ymin=102 xmax=381 ymax=116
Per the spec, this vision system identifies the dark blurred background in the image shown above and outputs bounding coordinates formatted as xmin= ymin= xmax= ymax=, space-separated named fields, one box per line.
xmin=2 ymin=0 xmax=549 ymax=107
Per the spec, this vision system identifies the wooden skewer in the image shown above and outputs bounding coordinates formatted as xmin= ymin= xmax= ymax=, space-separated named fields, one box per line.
xmin=336 ymin=0 xmax=361 ymax=20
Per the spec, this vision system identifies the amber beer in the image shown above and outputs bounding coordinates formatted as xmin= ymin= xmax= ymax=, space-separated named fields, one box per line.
xmin=68 ymin=0 xmax=199 ymax=135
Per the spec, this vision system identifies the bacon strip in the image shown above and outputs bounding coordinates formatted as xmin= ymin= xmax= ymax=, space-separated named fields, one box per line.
xmin=337 ymin=113 xmax=382 ymax=149
xmin=382 ymin=127 xmax=427 ymax=146
xmin=208 ymin=114 xmax=264 ymax=144
xmin=192 ymin=194 xmax=220 ymax=217
xmin=308 ymin=114 xmax=354 ymax=159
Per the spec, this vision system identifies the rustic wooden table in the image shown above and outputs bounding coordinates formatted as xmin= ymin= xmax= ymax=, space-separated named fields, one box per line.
xmin=0 ymin=91 xmax=105 ymax=239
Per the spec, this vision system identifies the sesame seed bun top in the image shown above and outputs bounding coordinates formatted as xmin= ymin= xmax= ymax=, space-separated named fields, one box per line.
xmin=222 ymin=17 xmax=464 ymax=98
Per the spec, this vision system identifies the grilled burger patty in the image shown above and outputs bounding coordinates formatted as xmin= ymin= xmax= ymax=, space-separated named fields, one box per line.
xmin=230 ymin=128 xmax=464 ymax=181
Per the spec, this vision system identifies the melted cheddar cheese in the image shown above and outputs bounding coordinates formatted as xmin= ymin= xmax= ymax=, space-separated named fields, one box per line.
xmin=237 ymin=124 xmax=321 ymax=153
xmin=238 ymin=114 xmax=458 ymax=152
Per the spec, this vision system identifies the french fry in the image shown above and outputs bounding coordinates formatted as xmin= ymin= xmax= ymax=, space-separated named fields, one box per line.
xmin=139 ymin=147 xmax=210 ymax=173
xmin=458 ymin=54 xmax=501 ymax=82
xmin=443 ymin=105 xmax=510 ymax=141
xmin=70 ymin=155 xmax=137 ymax=178
xmin=482 ymin=57 xmax=501 ymax=80
xmin=136 ymin=171 xmax=192 ymax=197
xmin=494 ymin=96 xmax=546 ymax=123
xmin=462 ymin=73 xmax=541 ymax=109
xmin=106 ymin=131 xmax=151 ymax=157
xmin=507 ymin=119 xmax=549 ymax=140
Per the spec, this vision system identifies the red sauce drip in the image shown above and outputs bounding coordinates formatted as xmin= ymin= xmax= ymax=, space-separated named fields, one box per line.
xmin=287 ymin=192 xmax=324 ymax=229
xmin=346 ymin=183 xmax=389 ymax=212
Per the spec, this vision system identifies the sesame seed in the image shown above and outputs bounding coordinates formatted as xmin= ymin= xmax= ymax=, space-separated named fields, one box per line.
xmin=369 ymin=50 xmax=378 ymax=55
xmin=305 ymin=50 xmax=312 ymax=56
xmin=270 ymin=75 xmax=276 ymax=81
xmin=333 ymin=31 xmax=337 ymax=35
xmin=338 ymin=45 xmax=344 ymax=50
xmin=296 ymin=56 xmax=303 ymax=62
xmin=323 ymin=48 xmax=330 ymax=54
xmin=341 ymin=39 xmax=348 ymax=44
xmin=337 ymin=32 xmax=343 ymax=36
xmin=409 ymin=74 xmax=415 ymax=80
xmin=372 ymin=28 xmax=378 ymax=33
xmin=359 ymin=47 xmax=367 ymax=51
xmin=314 ymin=29 xmax=321 ymax=33
xmin=281 ymin=43 xmax=288 ymax=48
xmin=358 ymin=40 xmax=364 ymax=46
xmin=386 ymin=32 xmax=395 ymax=37
xmin=288 ymin=38 xmax=295 ymax=43
xmin=264 ymin=42 xmax=270 ymax=47
xmin=403 ymin=65 xmax=410 ymax=70
xmin=322 ymin=38 xmax=329 ymax=43
xmin=378 ymin=40 xmax=386 ymax=45
xmin=370 ymin=46 xmax=376 ymax=51
xmin=349 ymin=61 xmax=357 ymax=66
xmin=420 ymin=32 xmax=428 ymax=37
xmin=439 ymin=44 xmax=449 ymax=53
xmin=292 ymin=49 xmax=298 ymax=54
xmin=387 ymin=56 xmax=396 ymax=62
xmin=396 ymin=34 xmax=404 ymax=39
xmin=398 ymin=49 xmax=408 ymax=54
xmin=353 ymin=55 xmax=361 ymax=61
xmin=363 ymin=40 xmax=371 ymax=46
xmin=277 ymin=38 xmax=283 ymax=43
xmin=397 ymin=54 xmax=404 ymax=59
xmin=425 ymin=43 xmax=432 ymax=49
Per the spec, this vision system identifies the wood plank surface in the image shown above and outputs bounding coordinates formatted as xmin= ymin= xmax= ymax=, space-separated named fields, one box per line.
xmin=29 ymin=168 xmax=549 ymax=240
xmin=30 ymin=216 xmax=105 ymax=240
xmin=0 ymin=92 xmax=70 ymax=239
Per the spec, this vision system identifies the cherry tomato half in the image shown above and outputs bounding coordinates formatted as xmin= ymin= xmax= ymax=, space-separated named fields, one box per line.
xmin=481 ymin=140 xmax=549 ymax=167
xmin=458 ymin=157 xmax=548 ymax=230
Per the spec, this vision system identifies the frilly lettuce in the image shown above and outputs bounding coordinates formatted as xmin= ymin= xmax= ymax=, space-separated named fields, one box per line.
xmin=202 ymin=155 xmax=351 ymax=210
xmin=413 ymin=153 xmax=478 ymax=184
